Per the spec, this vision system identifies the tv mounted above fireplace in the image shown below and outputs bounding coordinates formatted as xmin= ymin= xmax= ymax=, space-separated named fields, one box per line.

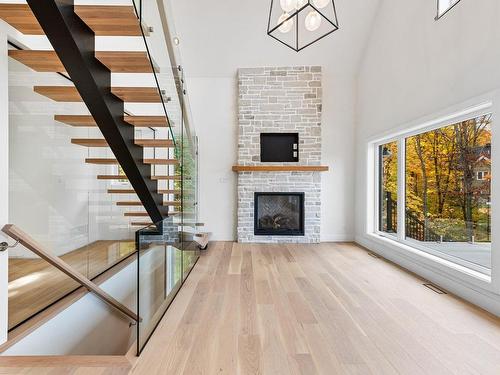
xmin=260 ymin=133 xmax=299 ymax=162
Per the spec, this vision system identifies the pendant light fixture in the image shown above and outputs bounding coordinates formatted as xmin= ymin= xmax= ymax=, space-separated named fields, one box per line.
xmin=267 ymin=0 xmax=339 ymax=52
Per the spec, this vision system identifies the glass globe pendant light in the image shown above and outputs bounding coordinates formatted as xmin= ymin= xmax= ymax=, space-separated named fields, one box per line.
xmin=305 ymin=11 xmax=321 ymax=31
xmin=295 ymin=0 xmax=308 ymax=10
xmin=267 ymin=0 xmax=339 ymax=52
xmin=278 ymin=13 xmax=294 ymax=33
xmin=280 ymin=0 xmax=297 ymax=12
xmin=312 ymin=0 xmax=330 ymax=9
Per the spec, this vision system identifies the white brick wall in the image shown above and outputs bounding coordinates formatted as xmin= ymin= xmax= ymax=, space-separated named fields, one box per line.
xmin=236 ymin=66 xmax=322 ymax=243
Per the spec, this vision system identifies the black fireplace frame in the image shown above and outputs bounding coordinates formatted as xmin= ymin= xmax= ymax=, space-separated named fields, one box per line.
xmin=254 ymin=192 xmax=305 ymax=236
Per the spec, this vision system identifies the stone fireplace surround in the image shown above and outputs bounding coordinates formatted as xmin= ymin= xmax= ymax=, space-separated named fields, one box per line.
xmin=235 ymin=66 xmax=323 ymax=244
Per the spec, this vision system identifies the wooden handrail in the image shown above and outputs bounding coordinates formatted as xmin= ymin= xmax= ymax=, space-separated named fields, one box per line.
xmin=1 ymin=224 xmax=141 ymax=322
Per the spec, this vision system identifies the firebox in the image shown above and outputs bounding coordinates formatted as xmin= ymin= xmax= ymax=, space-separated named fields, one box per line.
xmin=254 ymin=192 xmax=305 ymax=236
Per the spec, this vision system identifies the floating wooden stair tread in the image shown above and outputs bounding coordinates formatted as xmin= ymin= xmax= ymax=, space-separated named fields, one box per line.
xmin=99 ymin=175 xmax=179 ymax=180
xmin=74 ymin=5 xmax=145 ymax=37
xmin=232 ymin=165 xmax=330 ymax=172
xmin=112 ymin=87 xmax=162 ymax=103
xmin=135 ymin=139 xmax=175 ymax=148
xmin=144 ymin=159 xmax=179 ymax=165
xmin=108 ymin=189 xmax=136 ymax=194
xmin=55 ymin=115 xmax=96 ymax=127
xmin=73 ymin=138 xmax=172 ymax=148
xmin=9 ymin=50 xmax=157 ymax=73
xmin=124 ymin=116 xmax=168 ymax=127
xmin=34 ymin=86 xmax=82 ymax=102
xmin=96 ymin=51 xmax=158 ymax=73
xmin=85 ymin=158 xmax=177 ymax=165
xmin=97 ymin=175 xmax=128 ymax=180
xmin=151 ymin=175 xmax=181 ymax=181
xmin=72 ymin=139 xmax=108 ymax=147
xmin=131 ymin=222 xmax=153 ymax=226
xmin=85 ymin=158 xmax=119 ymax=165
xmin=8 ymin=50 xmax=64 ymax=72
xmin=35 ymin=86 xmax=163 ymax=103
xmin=0 ymin=4 xmax=145 ymax=37
xmin=117 ymin=201 xmax=181 ymax=207
xmin=54 ymin=115 xmax=168 ymax=128
xmin=0 ymin=4 xmax=43 ymax=35
xmin=108 ymin=189 xmax=181 ymax=194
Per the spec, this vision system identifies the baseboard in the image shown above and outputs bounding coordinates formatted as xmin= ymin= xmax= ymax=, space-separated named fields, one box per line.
xmin=355 ymin=234 xmax=500 ymax=318
xmin=209 ymin=235 xmax=355 ymax=243
xmin=321 ymin=234 xmax=355 ymax=242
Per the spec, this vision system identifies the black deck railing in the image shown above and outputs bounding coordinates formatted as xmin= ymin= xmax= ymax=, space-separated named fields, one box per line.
xmin=383 ymin=192 xmax=441 ymax=242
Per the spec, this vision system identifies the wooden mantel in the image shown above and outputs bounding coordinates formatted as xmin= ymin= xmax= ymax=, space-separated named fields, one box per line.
xmin=232 ymin=165 xmax=329 ymax=172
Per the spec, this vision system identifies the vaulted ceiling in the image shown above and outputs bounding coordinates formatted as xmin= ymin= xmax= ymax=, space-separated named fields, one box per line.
xmin=169 ymin=0 xmax=381 ymax=78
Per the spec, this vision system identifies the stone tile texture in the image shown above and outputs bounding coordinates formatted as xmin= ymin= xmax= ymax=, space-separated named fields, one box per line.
xmin=237 ymin=66 xmax=322 ymax=243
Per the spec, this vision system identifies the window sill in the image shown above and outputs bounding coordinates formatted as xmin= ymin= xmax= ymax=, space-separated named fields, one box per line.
xmin=364 ymin=232 xmax=493 ymax=290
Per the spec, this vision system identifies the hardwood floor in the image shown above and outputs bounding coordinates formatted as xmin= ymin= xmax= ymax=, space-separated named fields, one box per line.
xmin=8 ymin=240 xmax=135 ymax=330
xmin=131 ymin=242 xmax=500 ymax=375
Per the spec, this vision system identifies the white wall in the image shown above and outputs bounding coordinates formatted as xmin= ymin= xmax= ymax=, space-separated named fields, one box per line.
xmin=355 ymin=0 xmax=500 ymax=315
xmin=169 ymin=0 xmax=381 ymax=241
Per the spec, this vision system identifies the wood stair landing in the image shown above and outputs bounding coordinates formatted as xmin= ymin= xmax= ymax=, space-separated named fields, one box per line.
xmin=35 ymin=86 xmax=163 ymax=103
xmin=0 ymin=4 xmax=144 ymax=37
xmin=55 ymin=115 xmax=168 ymax=128
xmin=9 ymin=50 xmax=157 ymax=73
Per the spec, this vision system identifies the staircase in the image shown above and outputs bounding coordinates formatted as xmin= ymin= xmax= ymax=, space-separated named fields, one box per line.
xmin=0 ymin=1 xmax=181 ymax=225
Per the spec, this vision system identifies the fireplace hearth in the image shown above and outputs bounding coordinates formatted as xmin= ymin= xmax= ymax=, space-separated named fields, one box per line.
xmin=254 ymin=192 xmax=305 ymax=236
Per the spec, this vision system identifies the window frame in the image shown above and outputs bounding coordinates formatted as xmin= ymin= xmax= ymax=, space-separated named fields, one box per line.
xmin=373 ymin=102 xmax=493 ymax=276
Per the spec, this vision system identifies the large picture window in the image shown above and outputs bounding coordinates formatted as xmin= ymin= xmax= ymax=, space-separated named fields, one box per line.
xmin=376 ymin=112 xmax=492 ymax=273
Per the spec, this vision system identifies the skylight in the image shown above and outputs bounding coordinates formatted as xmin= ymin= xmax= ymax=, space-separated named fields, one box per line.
xmin=436 ymin=0 xmax=462 ymax=19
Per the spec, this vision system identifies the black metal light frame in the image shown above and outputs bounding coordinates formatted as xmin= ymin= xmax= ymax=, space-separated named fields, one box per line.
xmin=435 ymin=0 xmax=463 ymax=20
xmin=267 ymin=0 xmax=339 ymax=52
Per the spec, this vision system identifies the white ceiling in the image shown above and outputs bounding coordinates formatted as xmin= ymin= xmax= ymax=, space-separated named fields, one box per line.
xmin=169 ymin=0 xmax=381 ymax=78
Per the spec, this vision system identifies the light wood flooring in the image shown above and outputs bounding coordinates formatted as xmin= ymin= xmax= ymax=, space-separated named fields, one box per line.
xmin=8 ymin=240 xmax=135 ymax=329
xmin=131 ymin=241 xmax=500 ymax=375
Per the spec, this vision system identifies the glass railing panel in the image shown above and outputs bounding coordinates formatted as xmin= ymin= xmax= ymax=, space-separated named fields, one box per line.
xmin=179 ymin=86 xmax=200 ymax=278
xmin=130 ymin=0 xmax=180 ymax=148
xmin=136 ymin=218 xmax=182 ymax=353
xmin=8 ymin=250 xmax=81 ymax=330
xmin=7 ymin=45 xmax=136 ymax=328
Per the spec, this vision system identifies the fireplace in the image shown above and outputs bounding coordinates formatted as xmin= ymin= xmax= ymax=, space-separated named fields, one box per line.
xmin=254 ymin=192 xmax=305 ymax=236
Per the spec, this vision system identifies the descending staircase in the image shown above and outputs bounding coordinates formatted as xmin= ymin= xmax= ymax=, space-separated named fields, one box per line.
xmin=0 ymin=2 xmax=182 ymax=226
